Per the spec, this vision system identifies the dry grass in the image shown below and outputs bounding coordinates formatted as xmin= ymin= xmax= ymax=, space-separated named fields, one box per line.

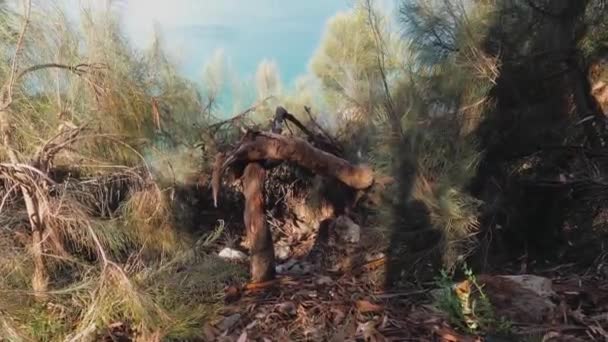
xmin=0 ymin=2 xmax=249 ymax=340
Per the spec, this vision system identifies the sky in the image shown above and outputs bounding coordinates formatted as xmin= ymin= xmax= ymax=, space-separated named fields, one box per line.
xmin=117 ymin=0 xmax=354 ymax=86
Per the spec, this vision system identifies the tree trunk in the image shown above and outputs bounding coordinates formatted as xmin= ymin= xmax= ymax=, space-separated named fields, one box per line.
xmin=242 ymin=162 xmax=275 ymax=282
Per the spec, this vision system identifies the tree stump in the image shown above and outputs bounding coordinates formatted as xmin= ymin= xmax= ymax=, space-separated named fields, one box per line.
xmin=242 ymin=162 xmax=275 ymax=282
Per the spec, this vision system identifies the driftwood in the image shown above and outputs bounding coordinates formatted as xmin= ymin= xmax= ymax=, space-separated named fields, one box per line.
xmin=212 ymin=106 xmax=374 ymax=282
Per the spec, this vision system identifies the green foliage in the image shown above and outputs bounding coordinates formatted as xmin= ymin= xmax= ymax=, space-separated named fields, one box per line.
xmin=310 ymin=2 xmax=405 ymax=117
xmin=0 ymin=220 xmax=246 ymax=341
xmin=0 ymin=2 xmax=246 ymax=340
xmin=434 ymin=264 xmax=512 ymax=335
xmin=369 ymin=0 xmax=494 ymax=277
xmin=0 ymin=3 xmax=205 ymax=165
xmin=255 ymin=59 xmax=282 ymax=100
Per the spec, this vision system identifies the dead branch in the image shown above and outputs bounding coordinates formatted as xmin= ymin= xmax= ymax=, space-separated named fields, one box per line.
xmin=278 ymin=106 xmax=344 ymax=156
xmin=34 ymin=123 xmax=90 ymax=172
xmin=207 ymin=96 xmax=274 ymax=133
xmin=213 ymin=130 xmax=374 ymax=207
xmin=212 ymin=106 xmax=374 ymax=283
xmin=17 ymin=63 xmax=108 ymax=80
xmin=304 ymin=106 xmax=341 ymax=147
xmin=211 ymin=152 xmax=227 ymax=207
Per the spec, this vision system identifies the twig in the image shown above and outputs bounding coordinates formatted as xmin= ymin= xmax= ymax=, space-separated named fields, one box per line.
xmin=0 ymin=184 xmax=18 ymax=213
xmin=17 ymin=63 xmax=107 ymax=80
xmin=85 ymin=221 xmax=108 ymax=266
xmin=207 ymin=96 xmax=274 ymax=132
xmin=304 ymin=106 xmax=341 ymax=146
xmin=0 ymin=163 xmax=57 ymax=185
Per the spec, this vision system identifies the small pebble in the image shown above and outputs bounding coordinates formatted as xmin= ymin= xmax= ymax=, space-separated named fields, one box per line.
xmin=316 ymin=275 xmax=333 ymax=286
xmin=218 ymin=247 xmax=248 ymax=261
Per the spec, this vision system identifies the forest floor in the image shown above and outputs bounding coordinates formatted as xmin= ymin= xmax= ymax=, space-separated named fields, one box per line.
xmin=180 ymin=223 xmax=608 ymax=342
xmin=200 ymin=263 xmax=608 ymax=341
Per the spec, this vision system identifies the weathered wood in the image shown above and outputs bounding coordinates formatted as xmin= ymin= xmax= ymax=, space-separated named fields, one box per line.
xmin=273 ymin=106 xmax=344 ymax=156
xmin=218 ymin=131 xmax=373 ymax=195
xmin=242 ymin=162 xmax=275 ymax=282
xmin=211 ymin=106 xmax=375 ymax=283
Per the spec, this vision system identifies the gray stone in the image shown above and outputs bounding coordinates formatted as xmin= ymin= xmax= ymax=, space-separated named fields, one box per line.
xmin=218 ymin=313 xmax=241 ymax=331
xmin=274 ymin=244 xmax=291 ymax=260
xmin=218 ymin=247 xmax=248 ymax=261
xmin=332 ymin=216 xmax=361 ymax=244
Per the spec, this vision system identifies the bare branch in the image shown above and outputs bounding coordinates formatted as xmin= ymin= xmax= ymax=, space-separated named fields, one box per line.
xmin=213 ymin=130 xmax=374 ymax=206
xmin=364 ymin=0 xmax=403 ymax=138
xmin=206 ymin=96 xmax=275 ymax=132
xmin=17 ymin=63 xmax=108 ymax=80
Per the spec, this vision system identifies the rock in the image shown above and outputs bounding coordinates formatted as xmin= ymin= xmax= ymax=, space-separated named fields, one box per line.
xmin=276 ymin=302 xmax=297 ymax=316
xmin=276 ymin=259 xmax=312 ymax=275
xmin=475 ymin=274 xmax=556 ymax=324
xmin=332 ymin=215 xmax=361 ymax=244
xmin=315 ymin=275 xmax=333 ymax=286
xmin=218 ymin=247 xmax=248 ymax=261
xmin=236 ymin=331 xmax=248 ymax=342
xmin=274 ymin=244 xmax=291 ymax=260
xmin=218 ymin=313 xmax=241 ymax=331
xmin=497 ymin=274 xmax=555 ymax=297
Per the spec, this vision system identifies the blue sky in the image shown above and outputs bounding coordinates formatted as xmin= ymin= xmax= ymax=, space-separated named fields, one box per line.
xmin=119 ymin=0 xmax=354 ymax=86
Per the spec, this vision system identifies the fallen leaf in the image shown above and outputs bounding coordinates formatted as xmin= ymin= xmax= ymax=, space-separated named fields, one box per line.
xmin=433 ymin=325 xmax=481 ymax=342
xmin=356 ymin=299 xmax=383 ymax=313
xmin=332 ymin=307 xmax=346 ymax=324
xmin=356 ymin=321 xmax=386 ymax=342
xmin=276 ymin=302 xmax=297 ymax=316
xmin=237 ymin=331 xmax=248 ymax=342
xmin=245 ymin=320 xmax=258 ymax=330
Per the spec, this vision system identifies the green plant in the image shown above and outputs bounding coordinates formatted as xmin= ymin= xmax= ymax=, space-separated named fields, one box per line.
xmin=434 ymin=264 xmax=512 ymax=336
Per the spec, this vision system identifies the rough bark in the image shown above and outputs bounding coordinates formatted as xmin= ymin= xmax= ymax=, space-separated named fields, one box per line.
xmin=273 ymin=106 xmax=344 ymax=156
xmin=211 ymin=106 xmax=375 ymax=283
xmin=216 ymin=131 xmax=373 ymax=198
xmin=242 ymin=162 xmax=275 ymax=282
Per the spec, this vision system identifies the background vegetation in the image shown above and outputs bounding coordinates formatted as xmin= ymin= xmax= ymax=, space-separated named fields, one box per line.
xmin=0 ymin=0 xmax=607 ymax=340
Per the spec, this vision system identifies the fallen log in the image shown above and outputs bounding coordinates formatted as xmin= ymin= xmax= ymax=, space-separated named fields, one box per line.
xmin=213 ymin=131 xmax=374 ymax=207
xmin=211 ymin=106 xmax=374 ymax=283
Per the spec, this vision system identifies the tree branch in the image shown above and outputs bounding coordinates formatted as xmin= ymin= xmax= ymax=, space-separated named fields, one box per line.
xmin=206 ymin=96 xmax=274 ymax=133
xmin=17 ymin=63 xmax=107 ymax=80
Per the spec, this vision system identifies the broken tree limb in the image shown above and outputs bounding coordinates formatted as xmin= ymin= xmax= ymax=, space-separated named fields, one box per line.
xmin=211 ymin=152 xmax=226 ymax=208
xmin=213 ymin=131 xmax=373 ymax=207
xmin=242 ymin=162 xmax=275 ymax=282
xmin=273 ymin=106 xmax=344 ymax=156
xmin=211 ymin=106 xmax=374 ymax=283
xmin=206 ymin=96 xmax=275 ymax=134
